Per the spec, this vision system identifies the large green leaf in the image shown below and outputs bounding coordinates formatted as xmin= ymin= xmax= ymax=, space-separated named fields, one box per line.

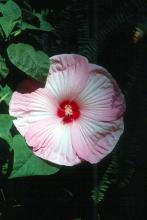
xmin=0 ymin=0 xmax=21 ymax=38
xmin=9 ymin=135 xmax=60 ymax=178
xmin=0 ymin=54 xmax=9 ymax=78
xmin=7 ymin=43 xmax=50 ymax=80
xmin=0 ymin=114 xmax=13 ymax=145
xmin=0 ymin=84 xmax=12 ymax=104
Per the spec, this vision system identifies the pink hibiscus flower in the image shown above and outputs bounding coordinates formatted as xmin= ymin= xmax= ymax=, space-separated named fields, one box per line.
xmin=9 ymin=54 xmax=125 ymax=166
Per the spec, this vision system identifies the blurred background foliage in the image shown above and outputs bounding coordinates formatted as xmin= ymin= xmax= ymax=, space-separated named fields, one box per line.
xmin=0 ymin=0 xmax=147 ymax=219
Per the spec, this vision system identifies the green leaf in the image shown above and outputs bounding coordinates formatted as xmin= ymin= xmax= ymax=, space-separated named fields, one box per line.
xmin=0 ymin=54 xmax=9 ymax=78
xmin=34 ymin=10 xmax=54 ymax=32
xmin=0 ymin=17 xmax=19 ymax=38
xmin=0 ymin=0 xmax=21 ymax=38
xmin=39 ymin=19 xmax=54 ymax=32
xmin=20 ymin=21 xmax=40 ymax=31
xmin=0 ymin=114 xmax=13 ymax=144
xmin=19 ymin=9 xmax=54 ymax=32
xmin=9 ymin=135 xmax=60 ymax=178
xmin=0 ymin=84 xmax=12 ymax=104
xmin=91 ymin=154 xmax=119 ymax=204
xmin=0 ymin=0 xmax=21 ymax=21
xmin=20 ymin=20 xmax=54 ymax=32
xmin=7 ymin=43 xmax=50 ymax=80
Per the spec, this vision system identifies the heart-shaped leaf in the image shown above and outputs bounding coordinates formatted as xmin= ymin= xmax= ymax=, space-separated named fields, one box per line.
xmin=7 ymin=43 xmax=50 ymax=80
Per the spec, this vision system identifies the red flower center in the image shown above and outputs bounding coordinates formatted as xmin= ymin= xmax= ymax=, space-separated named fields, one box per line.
xmin=57 ymin=100 xmax=80 ymax=123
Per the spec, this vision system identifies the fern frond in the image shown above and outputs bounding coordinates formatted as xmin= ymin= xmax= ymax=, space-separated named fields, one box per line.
xmin=91 ymin=153 xmax=119 ymax=204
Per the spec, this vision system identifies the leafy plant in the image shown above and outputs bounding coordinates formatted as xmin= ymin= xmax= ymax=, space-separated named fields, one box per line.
xmin=91 ymin=153 xmax=119 ymax=204
xmin=0 ymin=0 xmax=60 ymax=179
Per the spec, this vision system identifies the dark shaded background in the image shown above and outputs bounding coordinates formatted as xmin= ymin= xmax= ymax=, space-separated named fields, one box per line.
xmin=0 ymin=0 xmax=147 ymax=219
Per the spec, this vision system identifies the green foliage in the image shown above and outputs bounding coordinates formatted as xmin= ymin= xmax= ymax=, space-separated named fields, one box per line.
xmin=0 ymin=0 xmax=54 ymax=39
xmin=20 ymin=21 xmax=38 ymax=31
xmin=0 ymin=0 xmax=21 ymax=20
xmin=9 ymin=135 xmax=59 ymax=178
xmin=0 ymin=84 xmax=12 ymax=104
xmin=7 ymin=43 xmax=50 ymax=80
xmin=33 ymin=9 xmax=54 ymax=32
xmin=0 ymin=0 xmax=21 ymax=38
xmin=91 ymin=154 xmax=119 ymax=204
xmin=0 ymin=114 xmax=13 ymax=145
xmin=0 ymin=54 xmax=9 ymax=78
xmin=19 ymin=10 xmax=54 ymax=32
xmin=20 ymin=21 xmax=52 ymax=32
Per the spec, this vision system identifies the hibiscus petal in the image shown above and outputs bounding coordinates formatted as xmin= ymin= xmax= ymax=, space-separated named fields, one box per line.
xmin=71 ymin=116 xmax=124 ymax=163
xmin=73 ymin=65 xmax=125 ymax=163
xmin=45 ymin=54 xmax=90 ymax=100
xmin=25 ymin=119 xmax=81 ymax=166
xmin=77 ymin=70 xmax=125 ymax=122
xmin=9 ymin=88 xmax=58 ymax=135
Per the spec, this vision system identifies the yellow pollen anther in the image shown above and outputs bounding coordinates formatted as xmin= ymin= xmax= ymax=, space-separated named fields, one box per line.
xmin=65 ymin=105 xmax=73 ymax=116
